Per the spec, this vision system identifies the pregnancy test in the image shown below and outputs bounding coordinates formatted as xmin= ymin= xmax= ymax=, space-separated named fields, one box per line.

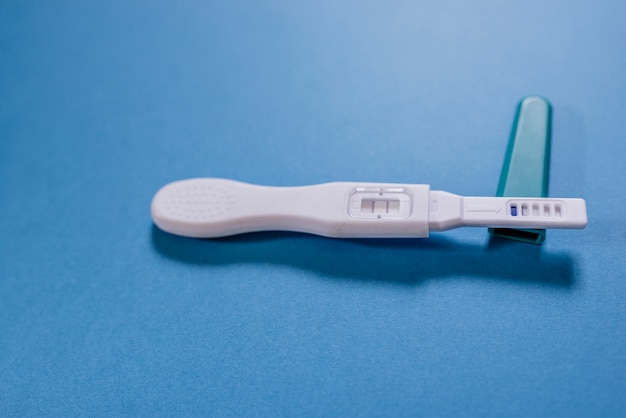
xmin=151 ymin=178 xmax=587 ymax=238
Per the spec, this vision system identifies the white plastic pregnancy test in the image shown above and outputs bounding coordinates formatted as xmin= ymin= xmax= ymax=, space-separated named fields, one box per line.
xmin=151 ymin=178 xmax=587 ymax=238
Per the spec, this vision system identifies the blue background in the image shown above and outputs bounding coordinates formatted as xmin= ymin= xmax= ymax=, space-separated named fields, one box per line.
xmin=1 ymin=1 xmax=625 ymax=416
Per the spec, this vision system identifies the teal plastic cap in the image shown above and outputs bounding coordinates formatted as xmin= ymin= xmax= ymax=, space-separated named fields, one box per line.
xmin=489 ymin=96 xmax=552 ymax=244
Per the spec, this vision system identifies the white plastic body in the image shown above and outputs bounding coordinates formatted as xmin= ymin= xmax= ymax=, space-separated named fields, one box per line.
xmin=151 ymin=178 xmax=430 ymax=238
xmin=151 ymin=178 xmax=587 ymax=238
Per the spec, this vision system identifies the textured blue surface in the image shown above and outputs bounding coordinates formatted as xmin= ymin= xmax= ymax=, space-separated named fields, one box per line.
xmin=1 ymin=1 xmax=625 ymax=416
